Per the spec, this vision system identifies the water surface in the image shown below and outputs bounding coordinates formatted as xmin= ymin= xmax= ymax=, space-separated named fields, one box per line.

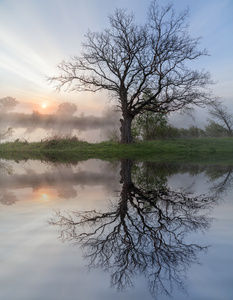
xmin=0 ymin=159 xmax=232 ymax=300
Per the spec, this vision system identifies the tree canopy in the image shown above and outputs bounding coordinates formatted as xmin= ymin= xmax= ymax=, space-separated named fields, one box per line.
xmin=207 ymin=100 xmax=233 ymax=136
xmin=0 ymin=97 xmax=18 ymax=112
xmin=50 ymin=1 xmax=214 ymax=143
xmin=56 ymin=102 xmax=78 ymax=116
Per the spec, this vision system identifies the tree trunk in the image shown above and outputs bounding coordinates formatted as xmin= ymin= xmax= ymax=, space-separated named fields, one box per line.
xmin=119 ymin=159 xmax=133 ymax=221
xmin=120 ymin=115 xmax=133 ymax=143
xmin=120 ymin=159 xmax=132 ymax=185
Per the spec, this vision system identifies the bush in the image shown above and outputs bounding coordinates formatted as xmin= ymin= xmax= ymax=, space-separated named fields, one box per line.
xmin=42 ymin=135 xmax=80 ymax=149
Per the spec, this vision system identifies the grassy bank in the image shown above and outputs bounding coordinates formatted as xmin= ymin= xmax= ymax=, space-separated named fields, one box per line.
xmin=0 ymin=137 xmax=233 ymax=163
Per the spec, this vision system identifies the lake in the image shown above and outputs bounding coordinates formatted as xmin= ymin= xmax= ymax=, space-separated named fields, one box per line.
xmin=0 ymin=159 xmax=232 ymax=300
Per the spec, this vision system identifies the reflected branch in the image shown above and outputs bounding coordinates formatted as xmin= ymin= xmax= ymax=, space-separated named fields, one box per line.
xmin=208 ymin=166 xmax=233 ymax=196
xmin=50 ymin=159 xmax=217 ymax=298
xmin=0 ymin=160 xmax=18 ymax=205
xmin=0 ymin=160 xmax=13 ymax=175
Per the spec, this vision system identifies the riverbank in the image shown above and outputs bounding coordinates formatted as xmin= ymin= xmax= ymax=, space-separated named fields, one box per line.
xmin=0 ymin=137 xmax=233 ymax=164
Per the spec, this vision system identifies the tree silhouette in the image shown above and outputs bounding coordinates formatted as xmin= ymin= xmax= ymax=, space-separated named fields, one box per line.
xmin=0 ymin=190 xmax=18 ymax=205
xmin=0 ymin=160 xmax=17 ymax=205
xmin=56 ymin=102 xmax=78 ymax=116
xmin=0 ymin=96 xmax=18 ymax=112
xmin=50 ymin=159 xmax=217 ymax=298
xmin=49 ymin=1 xmax=214 ymax=143
xmin=205 ymin=164 xmax=233 ymax=196
xmin=208 ymin=100 xmax=233 ymax=136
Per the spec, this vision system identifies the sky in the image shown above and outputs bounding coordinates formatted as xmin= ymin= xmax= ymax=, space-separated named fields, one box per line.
xmin=0 ymin=0 xmax=233 ymax=126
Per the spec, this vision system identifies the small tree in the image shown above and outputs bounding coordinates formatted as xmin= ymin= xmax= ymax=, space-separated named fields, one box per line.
xmin=132 ymin=111 xmax=168 ymax=140
xmin=56 ymin=102 xmax=78 ymax=116
xmin=0 ymin=97 xmax=18 ymax=112
xmin=0 ymin=127 xmax=13 ymax=141
xmin=205 ymin=121 xmax=229 ymax=137
xmin=50 ymin=1 xmax=214 ymax=143
xmin=208 ymin=100 xmax=233 ymax=136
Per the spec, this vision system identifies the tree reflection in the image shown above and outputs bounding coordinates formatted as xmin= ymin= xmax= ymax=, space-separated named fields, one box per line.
xmin=0 ymin=160 xmax=18 ymax=205
xmin=50 ymin=159 xmax=218 ymax=298
xmin=205 ymin=164 xmax=233 ymax=196
xmin=0 ymin=160 xmax=13 ymax=175
xmin=0 ymin=190 xmax=18 ymax=205
xmin=0 ymin=160 xmax=120 ymax=205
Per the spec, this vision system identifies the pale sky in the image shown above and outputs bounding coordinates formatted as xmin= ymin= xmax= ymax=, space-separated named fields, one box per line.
xmin=0 ymin=0 xmax=233 ymax=117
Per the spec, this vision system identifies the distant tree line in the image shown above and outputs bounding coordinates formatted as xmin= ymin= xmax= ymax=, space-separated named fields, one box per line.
xmin=0 ymin=97 xmax=118 ymax=140
xmin=1 ymin=96 xmax=233 ymax=142
xmin=131 ymin=101 xmax=233 ymax=140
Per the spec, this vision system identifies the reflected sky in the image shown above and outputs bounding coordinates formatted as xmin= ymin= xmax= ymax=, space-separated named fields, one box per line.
xmin=0 ymin=159 xmax=232 ymax=300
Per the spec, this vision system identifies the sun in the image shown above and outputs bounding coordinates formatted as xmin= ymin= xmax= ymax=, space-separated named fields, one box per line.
xmin=42 ymin=103 xmax=47 ymax=108
xmin=41 ymin=193 xmax=48 ymax=200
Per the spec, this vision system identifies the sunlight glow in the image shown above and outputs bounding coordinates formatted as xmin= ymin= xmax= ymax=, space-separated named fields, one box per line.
xmin=34 ymin=188 xmax=58 ymax=203
xmin=0 ymin=0 xmax=232 ymax=132
xmin=41 ymin=193 xmax=48 ymax=200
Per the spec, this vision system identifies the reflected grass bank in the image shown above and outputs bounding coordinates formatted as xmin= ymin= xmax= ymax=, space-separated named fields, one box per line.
xmin=1 ymin=137 xmax=233 ymax=164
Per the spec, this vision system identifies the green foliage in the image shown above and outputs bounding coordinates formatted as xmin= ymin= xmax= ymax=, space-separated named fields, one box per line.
xmin=104 ymin=128 xmax=120 ymax=142
xmin=208 ymin=100 xmax=233 ymax=136
xmin=132 ymin=112 xmax=170 ymax=140
xmin=132 ymin=161 xmax=168 ymax=192
xmin=178 ymin=126 xmax=205 ymax=138
xmin=205 ymin=121 xmax=230 ymax=137
xmin=1 ymin=137 xmax=233 ymax=164
xmin=132 ymin=111 xmax=206 ymax=140
xmin=42 ymin=135 xmax=80 ymax=149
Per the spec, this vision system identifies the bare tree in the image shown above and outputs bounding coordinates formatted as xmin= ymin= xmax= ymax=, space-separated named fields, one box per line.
xmin=0 ymin=127 xmax=13 ymax=141
xmin=49 ymin=1 xmax=214 ymax=143
xmin=0 ymin=97 xmax=17 ymax=141
xmin=208 ymin=100 xmax=233 ymax=136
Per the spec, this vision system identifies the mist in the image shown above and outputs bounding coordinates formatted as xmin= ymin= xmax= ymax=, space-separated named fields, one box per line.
xmin=0 ymin=160 xmax=120 ymax=204
xmin=0 ymin=99 xmax=121 ymax=142
xmin=0 ymin=97 xmax=208 ymax=142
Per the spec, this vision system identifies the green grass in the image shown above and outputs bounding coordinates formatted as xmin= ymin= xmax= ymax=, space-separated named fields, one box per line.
xmin=1 ymin=137 xmax=233 ymax=164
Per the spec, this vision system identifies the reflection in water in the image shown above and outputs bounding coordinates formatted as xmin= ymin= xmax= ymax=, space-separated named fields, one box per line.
xmin=49 ymin=159 xmax=221 ymax=299
xmin=0 ymin=160 xmax=13 ymax=175
xmin=206 ymin=165 xmax=233 ymax=196
xmin=0 ymin=160 xmax=119 ymax=205
xmin=0 ymin=190 xmax=18 ymax=205
xmin=0 ymin=160 xmax=17 ymax=205
xmin=0 ymin=158 xmax=233 ymax=299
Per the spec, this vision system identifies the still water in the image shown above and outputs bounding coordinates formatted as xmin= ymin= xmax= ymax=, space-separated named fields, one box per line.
xmin=0 ymin=159 xmax=232 ymax=300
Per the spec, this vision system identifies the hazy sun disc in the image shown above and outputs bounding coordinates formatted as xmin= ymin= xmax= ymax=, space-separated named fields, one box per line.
xmin=42 ymin=104 xmax=47 ymax=108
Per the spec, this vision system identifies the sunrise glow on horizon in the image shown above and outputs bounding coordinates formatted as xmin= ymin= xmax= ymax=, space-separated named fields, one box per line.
xmin=0 ymin=0 xmax=232 ymax=136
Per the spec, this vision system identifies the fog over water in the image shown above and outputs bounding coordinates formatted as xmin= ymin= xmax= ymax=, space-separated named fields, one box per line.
xmin=0 ymin=104 xmax=121 ymax=142
xmin=0 ymin=97 xmax=210 ymax=142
